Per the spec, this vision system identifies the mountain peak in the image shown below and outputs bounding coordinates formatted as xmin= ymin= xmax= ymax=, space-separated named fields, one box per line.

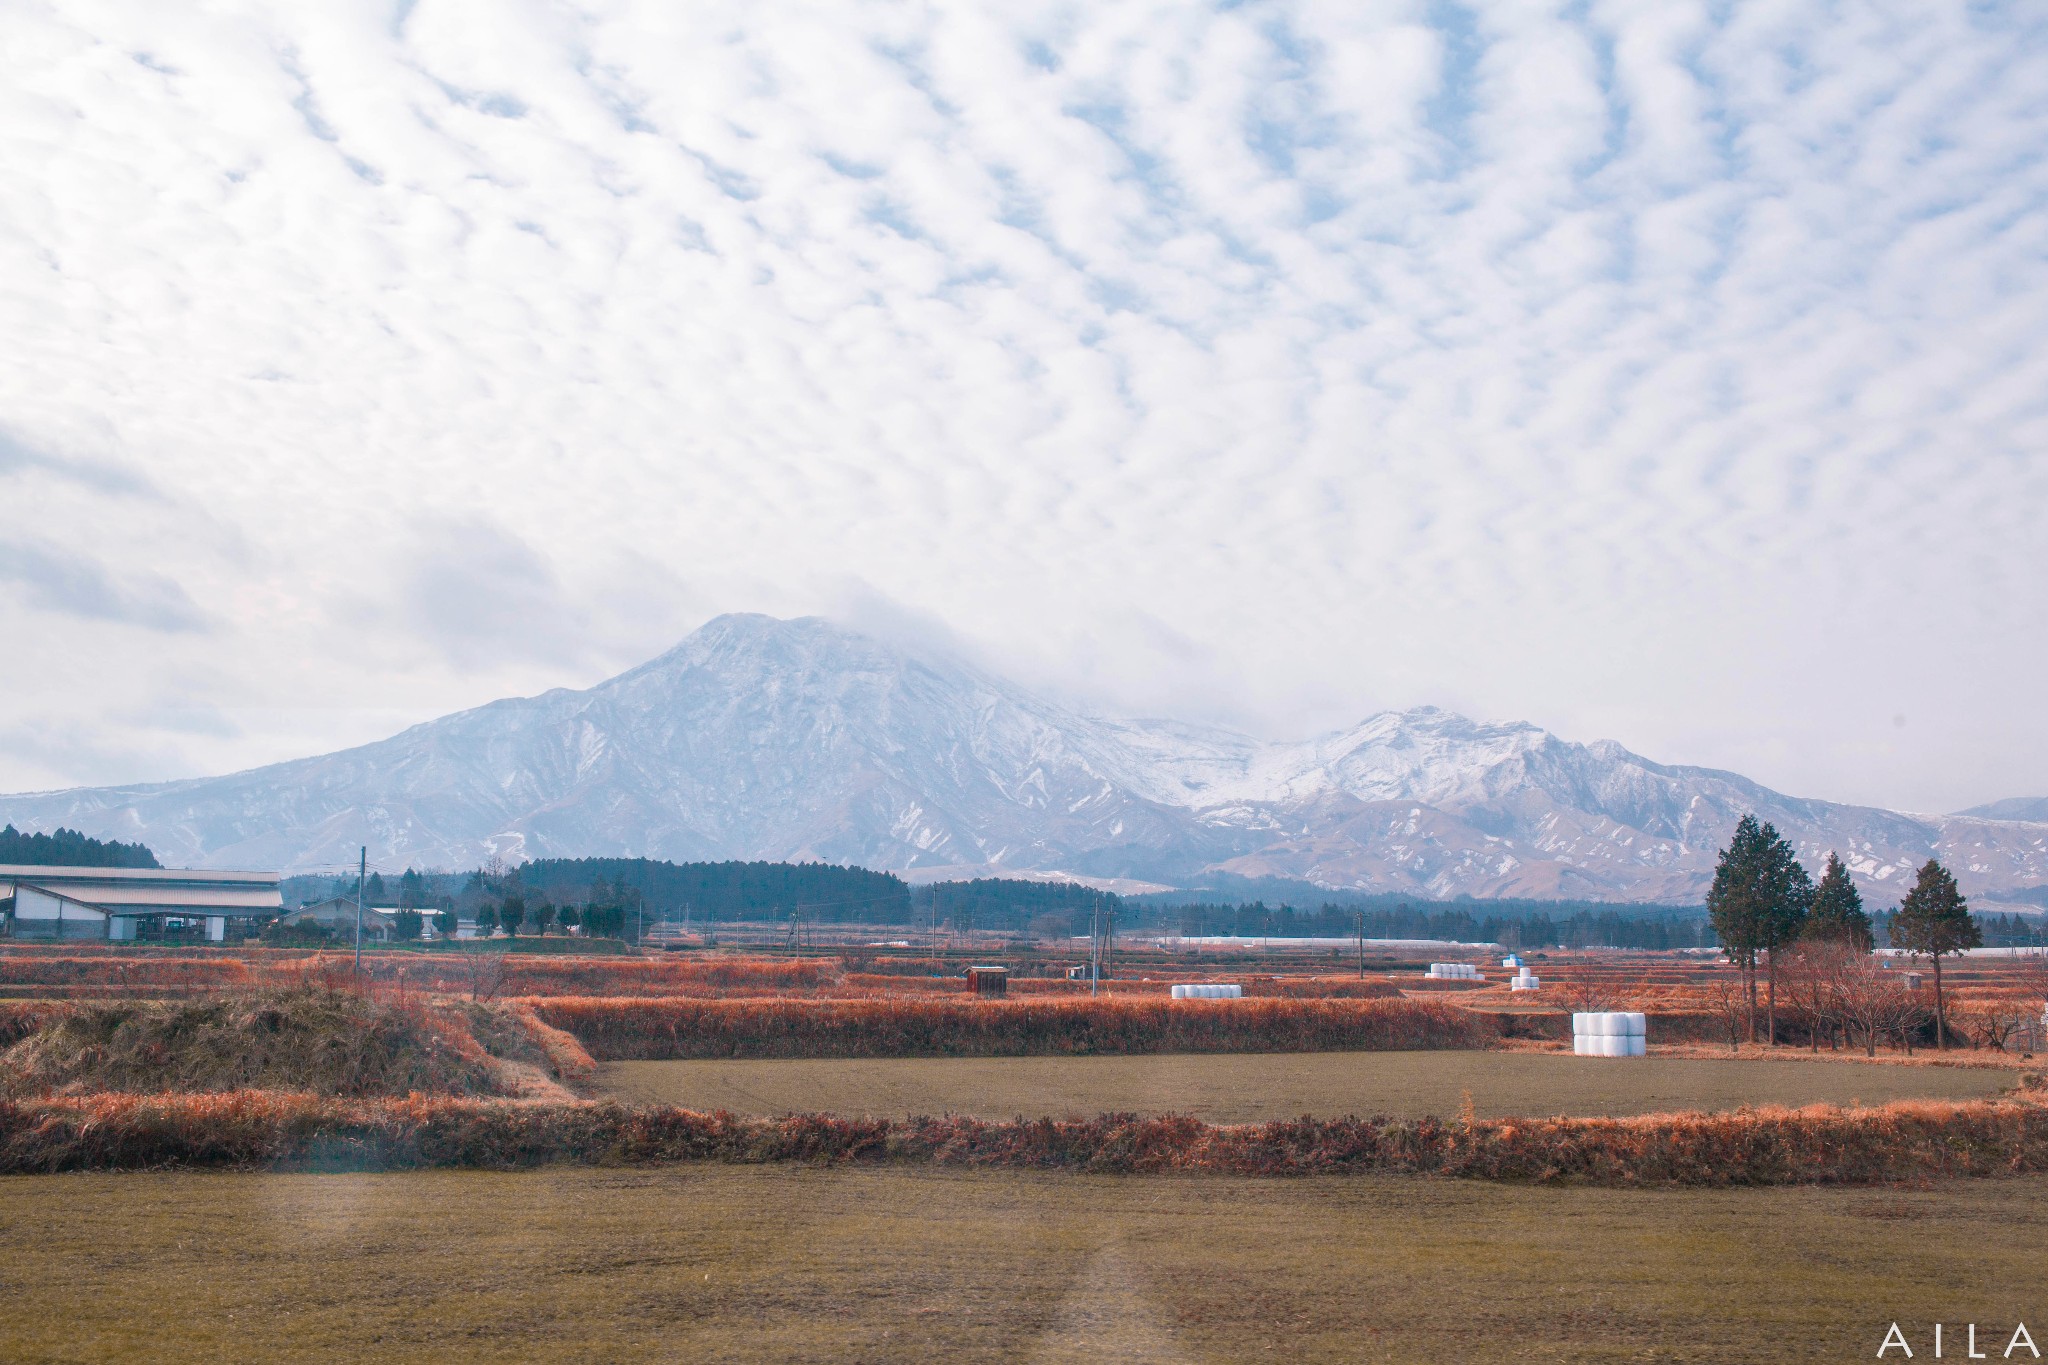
xmin=0 ymin=614 xmax=2043 ymax=901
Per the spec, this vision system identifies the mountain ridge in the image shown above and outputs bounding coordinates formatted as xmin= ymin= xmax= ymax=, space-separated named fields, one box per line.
xmin=2 ymin=613 xmax=2044 ymax=903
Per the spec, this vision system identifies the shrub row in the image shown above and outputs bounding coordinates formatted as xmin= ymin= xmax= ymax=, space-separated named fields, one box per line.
xmin=4 ymin=1091 xmax=2044 ymax=1184
xmin=0 ymin=952 xmax=831 ymax=997
xmin=521 ymin=996 xmax=1501 ymax=1060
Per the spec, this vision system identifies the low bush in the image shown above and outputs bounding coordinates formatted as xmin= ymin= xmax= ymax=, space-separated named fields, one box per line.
xmin=521 ymin=996 xmax=1500 ymax=1060
xmin=3 ymin=1092 xmax=2045 ymax=1185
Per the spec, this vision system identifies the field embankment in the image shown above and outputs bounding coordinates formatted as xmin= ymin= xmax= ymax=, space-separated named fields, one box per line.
xmin=3 ymin=1090 xmax=2047 ymax=1185
xmin=520 ymin=995 xmax=1497 ymax=1059
xmin=0 ymin=988 xmax=592 ymax=1100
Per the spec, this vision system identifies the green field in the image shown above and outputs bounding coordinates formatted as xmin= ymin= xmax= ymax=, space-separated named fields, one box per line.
xmin=593 ymin=1049 xmax=2012 ymax=1121
xmin=1 ymin=1166 xmax=2042 ymax=1362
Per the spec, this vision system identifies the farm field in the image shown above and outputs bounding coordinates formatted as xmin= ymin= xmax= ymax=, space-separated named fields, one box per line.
xmin=593 ymin=1049 xmax=2015 ymax=1122
xmin=1 ymin=1165 xmax=2042 ymax=1363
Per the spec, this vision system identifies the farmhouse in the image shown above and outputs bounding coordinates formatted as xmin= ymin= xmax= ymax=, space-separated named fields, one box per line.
xmin=0 ymin=864 xmax=282 ymax=942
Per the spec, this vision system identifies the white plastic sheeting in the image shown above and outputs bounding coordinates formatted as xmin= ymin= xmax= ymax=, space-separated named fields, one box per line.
xmin=1426 ymin=963 xmax=1482 ymax=980
xmin=1170 ymin=983 xmax=1244 ymax=1000
xmin=1572 ymin=1012 xmax=1648 ymax=1056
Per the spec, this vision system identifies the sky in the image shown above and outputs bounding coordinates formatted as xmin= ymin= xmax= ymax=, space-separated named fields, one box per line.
xmin=1 ymin=0 xmax=2044 ymax=816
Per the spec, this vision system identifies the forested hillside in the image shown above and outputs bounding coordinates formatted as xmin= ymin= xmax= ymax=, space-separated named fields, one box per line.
xmin=512 ymin=858 xmax=912 ymax=922
xmin=0 ymin=825 xmax=160 ymax=869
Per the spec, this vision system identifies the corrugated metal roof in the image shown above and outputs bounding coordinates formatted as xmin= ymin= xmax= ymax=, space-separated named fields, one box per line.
xmin=0 ymin=863 xmax=280 ymax=888
xmin=10 ymin=883 xmax=282 ymax=911
xmin=0 ymin=865 xmax=280 ymax=915
xmin=0 ymin=865 xmax=277 ymax=885
xmin=18 ymin=888 xmax=284 ymax=908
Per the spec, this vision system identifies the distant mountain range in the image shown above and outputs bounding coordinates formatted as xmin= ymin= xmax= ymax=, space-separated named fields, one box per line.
xmin=2 ymin=614 xmax=2044 ymax=904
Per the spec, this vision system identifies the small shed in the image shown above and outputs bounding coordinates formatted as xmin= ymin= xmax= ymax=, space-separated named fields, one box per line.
xmin=965 ymin=965 xmax=1009 ymax=997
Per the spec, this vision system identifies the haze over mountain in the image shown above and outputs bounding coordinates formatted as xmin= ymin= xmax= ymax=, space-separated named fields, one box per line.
xmin=1 ymin=614 xmax=2043 ymax=905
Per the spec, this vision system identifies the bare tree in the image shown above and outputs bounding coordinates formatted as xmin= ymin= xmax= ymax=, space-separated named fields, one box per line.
xmin=1555 ymin=952 xmax=1623 ymax=1014
xmin=458 ymin=945 xmax=511 ymax=1003
xmin=1779 ymin=938 xmax=1857 ymax=1052
xmin=1837 ymin=955 xmax=1926 ymax=1057
xmin=1958 ymin=995 xmax=2037 ymax=1053
xmin=1706 ymin=973 xmax=1746 ymax=1051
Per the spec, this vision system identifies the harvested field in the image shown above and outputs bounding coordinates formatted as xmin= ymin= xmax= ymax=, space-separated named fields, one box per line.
xmin=594 ymin=1049 xmax=2015 ymax=1121
xmin=2 ymin=1165 xmax=2043 ymax=1362
xmin=525 ymin=994 xmax=1495 ymax=1058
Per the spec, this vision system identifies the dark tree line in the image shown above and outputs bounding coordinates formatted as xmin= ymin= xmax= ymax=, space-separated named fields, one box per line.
xmin=1165 ymin=900 xmax=1716 ymax=950
xmin=0 ymin=825 xmax=160 ymax=869
xmin=512 ymin=858 xmax=913 ymax=923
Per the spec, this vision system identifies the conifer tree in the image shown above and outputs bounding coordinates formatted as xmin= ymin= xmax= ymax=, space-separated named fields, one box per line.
xmin=1805 ymin=852 xmax=1874 ymax=952
xmin=1706 ymin=814 xmax=1811 ymax=1043
xmin=1890 ymin=859 xmax=1980 ymax=1050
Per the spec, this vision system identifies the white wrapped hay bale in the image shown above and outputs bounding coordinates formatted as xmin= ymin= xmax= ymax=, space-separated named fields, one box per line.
xmin=1572 ymin=1011 xmax=1647 ymax=1056
xmin=1509 ymin=970 xmax=1540 ymax=991
xmin=1426 ymin=963 xmax=1482 ymax=980
xmin=1171 ymin=983 xmax=1243 ymax=1000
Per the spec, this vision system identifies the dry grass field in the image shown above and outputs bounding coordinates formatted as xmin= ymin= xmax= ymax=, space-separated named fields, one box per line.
xmin=2 ymin=1165 xmax=2043 ymax=1363
xmin=593 ymin=1049 xmax=2015 ymax=1122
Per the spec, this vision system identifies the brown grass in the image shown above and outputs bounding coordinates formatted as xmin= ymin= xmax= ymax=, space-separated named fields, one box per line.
xmin=592 ymin=1050 xmax=2014 ymax=1123
xmin=522 ymin=995 xmax=1497 ymax=1059
xmin=0 ymin=988 xmax=522 ymax=1099
xmin=5 ymin=1165 xmax=2043 ymax=1362
xmin=4 ymin=1089 xmax=2048 ymax=1185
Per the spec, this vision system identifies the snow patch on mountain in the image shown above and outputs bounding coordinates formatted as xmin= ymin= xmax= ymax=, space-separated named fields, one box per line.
xmin=1 ymin=613 xmax=2044 ymax=903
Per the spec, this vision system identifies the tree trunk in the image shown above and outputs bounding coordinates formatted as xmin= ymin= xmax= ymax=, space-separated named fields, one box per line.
xmin=1745 ymin=959 xmax=1758 ymax=1044
xmin=1932 ymin=953 xmax=1947 ymax=1052
xmin=1766 ymin=951 xmax=1777 ymax=1047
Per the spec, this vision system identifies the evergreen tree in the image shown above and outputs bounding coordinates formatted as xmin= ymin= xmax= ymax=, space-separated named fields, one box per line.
xmin=1706 ymin=815 xmax=1811 ymax=1043
xmin=0 ymin=824 xmax=159 ymax=868
xmin=500 ymin=895 xmax=526 ymax=938
xmin=1890 ymin=859 xmax=1980 ymax=1050
xmin=476 ymin=904 xmax=499 ymax=937
xmin=1806 ymin=852 xmax=1874 ymax=951
xmin=393 ymin=908 xmax=424 ymax=941
xmin=433 ymin=903 xmax=458 ymax=939
xmin=533 ymin=902 xmax=556 ymax=936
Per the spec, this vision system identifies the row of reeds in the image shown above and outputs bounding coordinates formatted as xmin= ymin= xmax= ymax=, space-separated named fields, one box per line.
xmin=521 ymin=996 xmax=1501 ymax=1059
xmin=4 ymin=1090 xmax=2043 ymax=1183
xmin=0 ymin=952 xmax=836 ymax=997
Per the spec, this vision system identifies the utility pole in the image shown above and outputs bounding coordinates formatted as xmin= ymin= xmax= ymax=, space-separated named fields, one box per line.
xmin=1089 ymin=894 xmax=1107 ymax=996
xmin=1356 ymin=911 xmax=1367 ymax=979
xmin=354 ymin=846 xmax=366 ymax=978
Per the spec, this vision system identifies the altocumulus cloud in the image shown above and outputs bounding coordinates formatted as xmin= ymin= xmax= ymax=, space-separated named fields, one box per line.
xmin=0 ymin=0 xmax=2043 ymax=811
xmin=0 ymin=536 xmax=209 ymax=634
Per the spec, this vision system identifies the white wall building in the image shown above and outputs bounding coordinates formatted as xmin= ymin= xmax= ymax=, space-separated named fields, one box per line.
xmin=0 ymin=865 xmax=282 ymax=941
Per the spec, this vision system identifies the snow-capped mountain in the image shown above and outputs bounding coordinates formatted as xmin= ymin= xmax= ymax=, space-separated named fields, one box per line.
xmin=2 ymin=613 xmax=2044 ymax=904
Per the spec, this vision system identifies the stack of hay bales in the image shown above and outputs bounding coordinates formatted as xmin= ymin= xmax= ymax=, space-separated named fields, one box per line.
xmin=1425 ymin=963 xmax=1482 ymax=981
xmin=1508 ymin=968 xmax=1541 ymax=991
xmin=1500 ymin=955 xmax=1522 ymax=969
xmin=1572 ymin=1011 xmax=1647 ymax=1056
xmin=1169 ymin=983 xmax=1243 ymax=1000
